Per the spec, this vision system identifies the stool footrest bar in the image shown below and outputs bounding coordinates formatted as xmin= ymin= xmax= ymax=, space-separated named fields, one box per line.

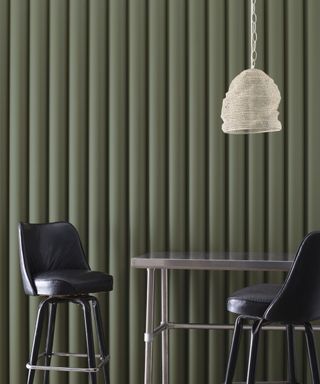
xmin=26 ymin=363 xmax=99 ymax=373
xmin=49 ymin=351 xmax=109 ymax=359
xmin=27 ymin=353 xmax=110 ymax=373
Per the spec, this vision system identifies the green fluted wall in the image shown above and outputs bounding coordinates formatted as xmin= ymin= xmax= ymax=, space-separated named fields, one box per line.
xmin=0 ymin=0 xmax=320 ymax=383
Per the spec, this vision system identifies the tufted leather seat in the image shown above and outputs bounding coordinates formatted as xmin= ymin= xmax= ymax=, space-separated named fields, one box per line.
xmin=19 ymin=221 xmax=112 ymax=384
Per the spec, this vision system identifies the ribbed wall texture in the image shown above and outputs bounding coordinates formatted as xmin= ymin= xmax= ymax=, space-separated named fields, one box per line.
xmin=0 ymin=0 xmax=320 ymax=383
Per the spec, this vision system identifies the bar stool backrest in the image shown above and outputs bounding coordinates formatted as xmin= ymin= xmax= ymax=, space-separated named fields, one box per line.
xmin=264 ymin=231 xmax=320 ymax=323
xmin=18 ymin=222 xmax=90 ymax=296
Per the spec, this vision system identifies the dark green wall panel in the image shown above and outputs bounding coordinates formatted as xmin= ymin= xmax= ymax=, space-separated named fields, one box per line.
xmin=247 ymin=0 xmax=266 ymax=378
xmin=49 ymin=0 xmax=68 ymax=220
xmin=307 ymin=1 xmax=320 ymax=233
xmin=29 ymin=3 xmax=49 ymax=383
xmin=9 ymin=1 xmax=29 ymax=383
xmin=168 ymin=1 xmax=187 ymax=383
xmin=48 ymin=2 xmax=69 ymax=382
xmin=88 ymin=2 xmax=108 ymax=384
xmin=69 ymin=2 xmax=89 ymax=382
xmin=109 ymin=1 xmax=129 ymax=384
xmin=0 ymin=0 xmax=318 ymax=383
xmin=227 ymin=1 xmax=247 ymax=380
xmin=0 ymin=0 xmax=9 ymax=382
xmin=188 ymin=1 xmax=207 ymax=383
xmin=149 ymin=1 xmax=168 ymax=382
xmin=129 ymin=0 xmax=147 ymax=383
xmin=286 ymin=0 xmax=305 ymax=380
xmin=266 ymin=0 xmax=286 ymax=379
xmin=208 ymin=0 xmax=227 ymax=381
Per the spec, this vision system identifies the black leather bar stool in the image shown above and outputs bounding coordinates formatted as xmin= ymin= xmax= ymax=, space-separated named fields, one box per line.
xmin=224 ymin=232 xmax=320 ymax=384
xmin=18 ymin=222 xmax=113 ymax=384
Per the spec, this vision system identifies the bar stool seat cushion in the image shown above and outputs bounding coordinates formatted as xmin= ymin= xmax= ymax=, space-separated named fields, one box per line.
xmin=227 ymin=283 xmax=281 ymax=317
xmin=34 ymin=269 xmax=113 ymax=296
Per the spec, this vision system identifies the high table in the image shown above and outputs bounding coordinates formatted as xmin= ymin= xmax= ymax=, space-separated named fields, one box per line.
xmin=131 ymin=252 xmax=294 ymax=384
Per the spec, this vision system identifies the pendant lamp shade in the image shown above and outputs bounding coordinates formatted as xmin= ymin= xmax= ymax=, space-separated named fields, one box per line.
xmin=221 ymin=68 xmax=282 ymax=134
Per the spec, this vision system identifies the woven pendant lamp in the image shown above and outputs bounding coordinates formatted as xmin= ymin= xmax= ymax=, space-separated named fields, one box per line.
xmin=221 ymin=0 xmax=282 ymax=134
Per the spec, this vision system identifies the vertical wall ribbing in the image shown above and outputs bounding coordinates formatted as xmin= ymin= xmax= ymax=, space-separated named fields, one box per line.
xmin=247 ymin=0 xmax=266 ymax=379
xmin=0 ymin=0 xmax=9 ymax=381
xmin=128 ymin=0 xmax=147 ymax=383
xmin=247 ymin=0 xmax=266 ymax=256
xmin=29 ymin=2 xmax=49 ymax=383
xmin=68 ymin=0 xmax=88 ymax=243
xmin=88 ymin=2 xmax=108 ymax=383
xmin=109 ymin=1 xmax=129 ymax=383
xmin=88 ymin=0 xmax=108 ymax=282
xmin=266 ymin=0 xmax=286 ymax=380
xmin=9 ymin=1 xmax=29 ymax=383
xmin=68 ymin=1 xmax=88 ymax=383
xmin=0 ymin=0 xmax=316 ymax=382
xmin=88 ymin=1 xmax=108 ymax=274
xmin=49 ymin=0 xmax=69 ymax=220
xmin=286 ymin=0 xmax=305 ymax=251
xmin=286 ymin=0 xmax=305 ymax=380
xmin=306 ymin=3 xmax=320 ymax=381
xmin=148 ymin=1 xmax=168 ymax=382
xmin=306 ymin=3 xmax=320 ymax=232
xmin=188 ymin=0 xmax=207 ymax=383
xmin=29 ymin=0 xmax=48 ymax=222
xmin=208 ymin=0 xmax=226 ymax=381
xmin=227 ymin=0 xmax=246 ymax=380
xmin=148 ymin=0 xmax=167 ymax=250
xmin=48 ymin=1 xmax=69 ymax=381
xmin=266 ymin=1 xmax=286 ymax=255
xmin=227 ymin=0 xmax=246 ymax=254
xmin=168 ymin=0 xmax=187 ymax=383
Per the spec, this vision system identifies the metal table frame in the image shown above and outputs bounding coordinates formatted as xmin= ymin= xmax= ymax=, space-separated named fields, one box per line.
xmin=131 ymin=252 xmax=295 ymax=384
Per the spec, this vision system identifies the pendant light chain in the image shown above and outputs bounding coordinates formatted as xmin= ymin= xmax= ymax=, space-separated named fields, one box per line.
xmin=251 ymin=0 xmax=258 ymax=68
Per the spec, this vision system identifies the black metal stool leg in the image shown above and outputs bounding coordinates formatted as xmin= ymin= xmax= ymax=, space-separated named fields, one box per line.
xmin=246 ymin=319 xmax=264 ymax=384
xmin=286 ymin=324 xmax=297 ymax=384
xmin=92 ymin=298 xmax=110 ymax=384
xmin=43 ymin=302 xmax=57 ymax=384
xmin=305 ymin=322 xmax=320 ymax=384
xmin=81 ymin=299 xmax=97 ymax=384
xmin=224 ymin=316 xmax=244 ymax=384
xmin=27 ymin=300 xmax=49 ymax=384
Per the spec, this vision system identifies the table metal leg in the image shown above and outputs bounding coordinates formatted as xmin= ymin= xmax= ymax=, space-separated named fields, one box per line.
xmin=161 ymin=269 xmax=169 ymax=384
xmin=144 ymin=268 xmax=155 ymax=384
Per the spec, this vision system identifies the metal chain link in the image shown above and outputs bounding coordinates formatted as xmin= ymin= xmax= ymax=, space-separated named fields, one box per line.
xmin=251 ymin=0 xmax=258 ymax=68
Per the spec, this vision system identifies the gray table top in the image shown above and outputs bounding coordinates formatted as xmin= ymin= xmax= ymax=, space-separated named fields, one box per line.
xmin=131 ymin=251 xmax=294 ymax=271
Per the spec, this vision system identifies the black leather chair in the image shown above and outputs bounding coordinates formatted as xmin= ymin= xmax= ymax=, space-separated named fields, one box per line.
xmin=18 ymin=222 xmax=113 ymax=384
xmin=224 ymin=231 xmax=320 ymax=384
